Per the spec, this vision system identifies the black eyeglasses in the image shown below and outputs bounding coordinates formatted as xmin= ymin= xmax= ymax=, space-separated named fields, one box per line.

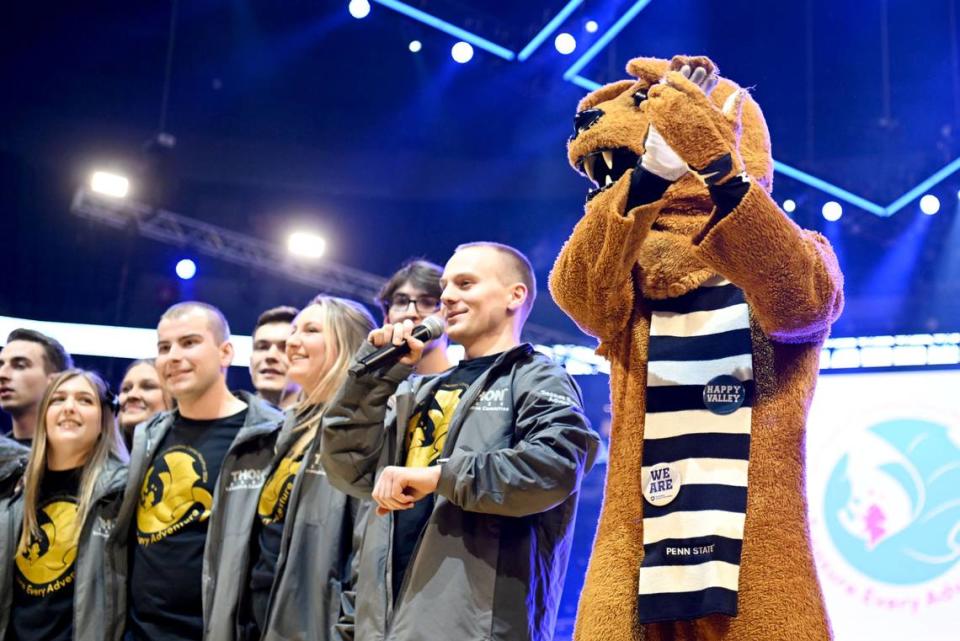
xmin=389 ymin=293 xmax=441 ymax=314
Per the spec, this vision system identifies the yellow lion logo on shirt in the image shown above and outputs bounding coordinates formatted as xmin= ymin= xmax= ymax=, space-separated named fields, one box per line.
xmin=137 ymin=446 xmax=214 ymax=543
xmin=16 ymin=499 xmax=79 ymax=590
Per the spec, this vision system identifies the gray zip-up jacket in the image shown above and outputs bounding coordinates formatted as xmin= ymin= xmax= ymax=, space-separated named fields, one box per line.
xmin=321 ymin=343 xmax=600 ymax=641
xmin=0 ymin=436 xmax=28 ymax=499
xmin=0 ymin=455 xmax=128 ymax=641
xmin=243 ymin=410 xmax=367 ymax=641
xmin=115 ymin=390 xmax=283 ymax=640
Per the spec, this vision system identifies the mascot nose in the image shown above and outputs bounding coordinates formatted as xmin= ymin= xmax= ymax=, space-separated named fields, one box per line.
xmin=573 ymin=108 xmax=604 ymax=137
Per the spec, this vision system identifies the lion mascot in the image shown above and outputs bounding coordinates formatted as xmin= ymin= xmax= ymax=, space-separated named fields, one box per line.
xmin=550 ymin=54 xmax=843 ymax=641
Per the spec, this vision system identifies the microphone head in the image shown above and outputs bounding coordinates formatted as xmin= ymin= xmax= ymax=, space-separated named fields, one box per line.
xmin=420 ymin=315 xmax=446 ymax=340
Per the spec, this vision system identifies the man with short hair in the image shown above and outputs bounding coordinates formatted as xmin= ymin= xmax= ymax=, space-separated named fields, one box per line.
xmin=0 ymin=329 xmax=73 ymax=444
xmin=323 ymin=242 xmax=600 ymax=641
xmin=376 ymin=259 xmax=451 ymax=375
xmin=117 ymin=302 xmax=282 ymax=641
xmin=249 ymin=306 xmax=300 ymax=410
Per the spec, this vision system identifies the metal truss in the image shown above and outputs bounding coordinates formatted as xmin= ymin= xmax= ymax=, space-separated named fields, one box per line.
xmin=70 ymin=188 xmax=588 ymax=347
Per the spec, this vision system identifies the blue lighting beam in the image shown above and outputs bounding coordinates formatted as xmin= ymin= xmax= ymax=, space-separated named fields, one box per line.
xmin=518 ymin=0 xmax=583 ymax=62
xmin=370 ymin=0 xmax=515 ymax=60
xmin=563 ymin=0 xmax=654 ymax=80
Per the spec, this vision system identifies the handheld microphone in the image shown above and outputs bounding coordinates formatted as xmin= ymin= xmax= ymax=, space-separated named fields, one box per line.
xmin=350 ymin=316 xmax=445 ymax=378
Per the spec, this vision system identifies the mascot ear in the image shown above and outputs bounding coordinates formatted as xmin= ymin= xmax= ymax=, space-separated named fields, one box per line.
xmin=625 ymin=57 xmax=669 ymax=84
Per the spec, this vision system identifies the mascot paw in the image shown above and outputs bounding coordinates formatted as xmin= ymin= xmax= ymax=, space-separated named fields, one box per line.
xmin=645 ymin=66 xmax=748 ymax=186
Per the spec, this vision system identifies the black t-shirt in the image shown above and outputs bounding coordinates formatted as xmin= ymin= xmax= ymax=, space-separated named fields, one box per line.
xmin=392 ymin=353 xmax=499 ymax=599
xmin=10 ymin=467 xmax=83 ymax=641
xmin=127 ymin=408 xmax=247 ymax=641
xmin=245 ymin=427 xmax=312 ymax=632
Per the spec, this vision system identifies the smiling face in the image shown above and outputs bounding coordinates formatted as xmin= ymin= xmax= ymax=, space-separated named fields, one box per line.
xmin=119 ymin=363 xmax=168 ymax=431
xmin=44 ymin=375 xmax=102 ymax=467
xmin=285 ymin=304 xmax=337 ymax=392
xmin=440 ymin=246 xmax=528 ymax=351
xmin=156 ymin=311 xmax=232 ymax=403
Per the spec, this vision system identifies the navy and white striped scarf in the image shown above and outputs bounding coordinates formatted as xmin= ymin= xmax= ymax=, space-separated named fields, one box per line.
xmin=637 ymin=275 xmax=753 ymax=623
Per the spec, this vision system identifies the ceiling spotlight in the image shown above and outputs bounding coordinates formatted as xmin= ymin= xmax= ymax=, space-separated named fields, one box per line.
xmin=782 ymin=199 xmax=796 ymax=213
xmin=822 ymin=201 xmax=843 ymax=222
xmin=176 ymin=259 xmax=197 ymax=280
xmin=919 ymin=194 xmax=940 ymax=215
xmin=451 ymin=41 xmax=474 ymax=63
xmin=554 ymin=33 xmax=577 ymax=55
xmin=409 ymin=40 xmax=422 ymax=53
xmin=585 ymin=20 xmax=599 ymax=33
xmin=90 ymin=171 xmax=130 ymax=198
xmin=348 ymin=0 xmax=370 ymax=19
xmin=288 ymin=231 xmax=327 ymax=259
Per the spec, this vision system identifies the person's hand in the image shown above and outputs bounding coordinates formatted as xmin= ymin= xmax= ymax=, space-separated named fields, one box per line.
xmin=367 ymin=319 xmax=426 ymax=367
xmin=372 ymin=466 xmax=442 ymax=516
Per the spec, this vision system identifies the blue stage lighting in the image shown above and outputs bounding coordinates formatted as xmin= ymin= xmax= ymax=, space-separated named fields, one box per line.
xmin=408 ymin=40 xmax=422 ymax=53
xmin=822 ymin=201 xmax=843 ymax=222
xmin=585 ymin=20 xmax=599 ymax=33
xmin=372 ymin=0 xmax=515 ymax=60
xmin=176 ymin=259 xmax=197 ymax=280
xmin=920 ymin=194 xmax=940 ymax=215
xmin=348 ymin=0 xmax=371 ymax=19
xmin=555 ymin=33 xmax=577 ymax=55
xmin=517 ymin=0 xmax=582 ymax=61
xmin=451 ymin=41 xmax=473 ymax=63
xmin=782 ymin=199 xmax=796 ymax=213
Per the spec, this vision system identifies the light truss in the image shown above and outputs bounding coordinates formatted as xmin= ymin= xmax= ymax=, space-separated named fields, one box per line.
xmin=69 ymin=188 xmax=586 ymax=347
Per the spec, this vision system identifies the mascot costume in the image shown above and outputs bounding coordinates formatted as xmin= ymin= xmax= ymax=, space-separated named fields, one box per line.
xmin=550 ymin=54 xmax=843 ymax=641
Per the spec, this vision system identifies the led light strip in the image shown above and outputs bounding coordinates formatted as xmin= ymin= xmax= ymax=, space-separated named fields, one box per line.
xmin=5 ymin=316 xmax=956 ymax=375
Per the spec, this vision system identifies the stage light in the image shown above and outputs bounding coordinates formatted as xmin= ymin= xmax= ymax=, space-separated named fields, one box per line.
xmin=451 ymin=41 xmax=473 ymax=63
xmin=554 ymin=33 xmax=576 ymax=55
xmin=822 ymin=201 xmax=842 ymax=222
xmin=90 ymin=171 xmax=129 ymax=198
xmin=176 ymin=259 xmax=197 ymax=280
xmin=585 ymin=20 xmax=599 ymax=33
xmin=782 ymin=199 xmax=796 ymax=213
xmin=920 ymin=194 xmax=940 ymax=215
xmin=348 ymin=0 xmax=370 ymax=19
xmin=288 ymin=231 xmax=326 ymax=259
xmin=409 ymin=40 xmax=422 ymax=53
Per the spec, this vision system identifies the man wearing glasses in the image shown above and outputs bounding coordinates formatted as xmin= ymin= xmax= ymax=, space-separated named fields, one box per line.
xmin=376 ymin=259 xmax=452 ymax=375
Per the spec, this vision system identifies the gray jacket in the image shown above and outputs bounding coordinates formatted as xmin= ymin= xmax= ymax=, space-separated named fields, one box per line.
xmin=321 ymin=343 xmax=600 ymax=641
xmin=0 ymin=436 xmax=28 ymax=499
xmin=249 ymin=410 xmax=367 ymax=641
xmin=115 ymin=390 xmax=283 ymax=641
xmin=0 ymin=455 xmax=129 ymax=641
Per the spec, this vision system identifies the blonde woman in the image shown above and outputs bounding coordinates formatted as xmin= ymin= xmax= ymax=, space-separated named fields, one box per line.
xmin=205 ymin=295 xmax=375 ymax=641
xmin=0 ymin=369 xmax=129 ymax=641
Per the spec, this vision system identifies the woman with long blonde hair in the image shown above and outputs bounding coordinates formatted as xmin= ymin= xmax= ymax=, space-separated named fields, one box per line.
xmin=0 ymin=369 xmax=129 ymax=641
xmin=205 ymin=295 xmax=375 ymax=641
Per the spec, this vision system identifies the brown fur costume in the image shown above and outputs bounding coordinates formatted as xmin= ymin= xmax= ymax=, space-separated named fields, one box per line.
xmin=549 ymin=55 xmax=843 ymax=641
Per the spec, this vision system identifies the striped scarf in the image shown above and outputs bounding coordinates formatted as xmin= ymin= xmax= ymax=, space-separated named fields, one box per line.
xmin=637 ymin=275 xmax=754 ymax=623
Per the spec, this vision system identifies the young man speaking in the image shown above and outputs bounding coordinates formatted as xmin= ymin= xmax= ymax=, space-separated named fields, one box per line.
xmin=322 ymin=242 xmax=600 ymax=641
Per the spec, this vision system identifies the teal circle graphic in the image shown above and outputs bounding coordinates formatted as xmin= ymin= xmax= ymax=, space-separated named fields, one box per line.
xmin=824 ymin=418 xmax=960 ymax=585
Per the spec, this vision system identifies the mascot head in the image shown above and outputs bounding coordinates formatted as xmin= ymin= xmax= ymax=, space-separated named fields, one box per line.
xmin=567 ymin=55 xmax=773 ymax=209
